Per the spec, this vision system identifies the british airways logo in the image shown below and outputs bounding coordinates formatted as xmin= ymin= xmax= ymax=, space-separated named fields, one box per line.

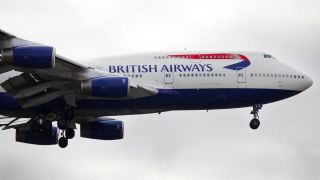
xmin=108 ymin=53 xmax=250 ymax=73
xmin=169 ymin=53 xmax=251 ymax=70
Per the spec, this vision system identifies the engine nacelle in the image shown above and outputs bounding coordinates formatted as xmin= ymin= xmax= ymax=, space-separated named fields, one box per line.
xmin=82 ymin=77 xmax=130 ymax=98
xmin=1 ymin=46 xmax=55 ymax=69
xmin=16 ymin=127 xmax=58 ymax=145
xmin=80 ymin=119 xmax=124 ymax=140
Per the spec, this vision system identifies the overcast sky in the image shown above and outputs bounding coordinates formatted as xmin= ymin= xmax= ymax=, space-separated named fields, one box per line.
xmin=0 ymin=0 xmax=319 ymax=179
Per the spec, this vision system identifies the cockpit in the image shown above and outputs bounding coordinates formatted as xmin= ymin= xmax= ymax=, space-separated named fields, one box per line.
xmin=264 ymin=54 xmax=274 ymax=58
xmin=263 ymin=54 xmax=274 ymax=59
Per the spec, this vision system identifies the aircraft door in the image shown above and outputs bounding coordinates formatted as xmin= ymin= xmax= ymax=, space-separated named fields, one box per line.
xmin=236 ymin=67 xmax=246 ymax=84
xmin=164 ymin=72 xmax=174 ymax=84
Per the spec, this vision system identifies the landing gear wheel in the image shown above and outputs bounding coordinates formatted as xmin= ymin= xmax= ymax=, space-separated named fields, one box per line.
xmin=249 ymin=104 xmax=263 ymax=130
xmin=250 ymin=118 xmax=260 ymax=130
xmin=58 ymin=137 xmax=68 ymax=148
xmin=66 ymin=128 xmax=75 ymax=139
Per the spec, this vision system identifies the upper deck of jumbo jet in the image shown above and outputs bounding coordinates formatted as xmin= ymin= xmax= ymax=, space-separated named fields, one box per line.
xmin=89 ymin=51 xmax=275 ymax=65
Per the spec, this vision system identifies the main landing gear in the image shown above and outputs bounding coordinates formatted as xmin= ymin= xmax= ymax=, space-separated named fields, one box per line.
xmin=250 ymin=104 xmax=262 ymax=130
xmin=58 ymin=128 xmax=75 ymax=148
xmin=58 ymin=108 xmax=75 ymax=148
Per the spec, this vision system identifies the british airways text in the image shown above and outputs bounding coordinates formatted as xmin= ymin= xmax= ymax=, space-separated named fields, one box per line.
xmin=108 ymin=64 xmax=213 ymax=73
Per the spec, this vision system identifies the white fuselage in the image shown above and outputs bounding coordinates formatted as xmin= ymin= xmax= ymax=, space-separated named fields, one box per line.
xmin=0 ymin=51 xmax=313 ymax=118
xmin=91 ymin=52 xmax=312 ymax=92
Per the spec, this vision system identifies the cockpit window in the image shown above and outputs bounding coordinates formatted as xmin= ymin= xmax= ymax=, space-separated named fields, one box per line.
xmin=264 ymin=54 xmax=273 ymax=58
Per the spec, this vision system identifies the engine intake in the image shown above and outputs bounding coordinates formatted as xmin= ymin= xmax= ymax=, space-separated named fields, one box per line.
xmin=80 ymin=118 xmax=124 ymax=140
xmin=82 ymin=77 xmax=130 ymax=98
xmin=1 ymin=46 xmax=55 ymax=69
xmin=16 ymin=126 xmax=59 ymax=145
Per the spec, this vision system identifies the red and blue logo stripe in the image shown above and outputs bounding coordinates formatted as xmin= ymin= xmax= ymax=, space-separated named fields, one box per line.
xmin=168 ymin=53 xmax=251 ymax=70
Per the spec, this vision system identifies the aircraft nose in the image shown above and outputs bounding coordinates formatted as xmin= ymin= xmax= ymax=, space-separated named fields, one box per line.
xmin=304 ymin=75 xmax=313 ymax=90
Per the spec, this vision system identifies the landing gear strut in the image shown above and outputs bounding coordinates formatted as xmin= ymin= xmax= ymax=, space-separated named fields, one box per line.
xmin=66 ymin=128 xmax=75 ymax=139
xmin=58 ymin=107 xmax=75 ymax=148
xmin=250 ymin=104 xmax=262 ymax=130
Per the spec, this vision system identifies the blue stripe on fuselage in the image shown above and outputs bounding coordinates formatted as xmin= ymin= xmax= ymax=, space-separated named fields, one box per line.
xmin=0 ymin=88 xmax=300 ymax=115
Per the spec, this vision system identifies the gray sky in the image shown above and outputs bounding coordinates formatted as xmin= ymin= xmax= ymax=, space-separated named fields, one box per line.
xmin=0 ymin=0 xmax=319 ymax=179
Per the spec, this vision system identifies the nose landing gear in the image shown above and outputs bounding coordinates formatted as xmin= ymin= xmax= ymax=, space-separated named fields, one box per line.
xmin=250 ymin=104 xmax=262 ymax=130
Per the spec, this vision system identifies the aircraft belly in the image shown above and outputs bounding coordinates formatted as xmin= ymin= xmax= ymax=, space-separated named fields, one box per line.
xmin=0 ymin=88 xmax=300 ymax=117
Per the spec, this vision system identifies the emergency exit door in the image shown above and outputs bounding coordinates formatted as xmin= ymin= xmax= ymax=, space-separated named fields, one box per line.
xmin=164 ymin=72 xmax=174 ymax=84
xmin=236 ymin=67 xmax=246 ymax=83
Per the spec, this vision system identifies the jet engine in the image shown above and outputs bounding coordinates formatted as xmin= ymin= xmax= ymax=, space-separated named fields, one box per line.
xmin=1 ymin=45 xmax=55 ymax=69
xmin=16 ymin=126 xmax=59 ymax=145
xmin=81 ymin=77 xmax=130 ymax=98
xmin=80 ymin=118 xmax=124 ymax=140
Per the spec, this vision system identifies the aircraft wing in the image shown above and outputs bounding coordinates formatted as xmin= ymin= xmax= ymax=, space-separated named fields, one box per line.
xmin=0 ymin=29 xmax=158 ymax=109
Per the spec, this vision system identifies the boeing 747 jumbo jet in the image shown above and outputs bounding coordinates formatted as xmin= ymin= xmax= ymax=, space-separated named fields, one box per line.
xmin=0 ymin=29 xmax=313 ymax=148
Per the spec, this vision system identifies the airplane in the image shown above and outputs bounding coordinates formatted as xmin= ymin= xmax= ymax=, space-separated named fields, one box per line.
xmin=0 ymin=29 xmax=313 ymax=148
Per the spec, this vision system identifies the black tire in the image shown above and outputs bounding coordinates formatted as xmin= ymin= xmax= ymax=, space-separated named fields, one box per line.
xmin=66 ymin=128 xmax=75 ymax=139
xmin=58 ymin=137 xmax=68 ymax=148
xmin=249 ymin=118 xmax=260 ymax=130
